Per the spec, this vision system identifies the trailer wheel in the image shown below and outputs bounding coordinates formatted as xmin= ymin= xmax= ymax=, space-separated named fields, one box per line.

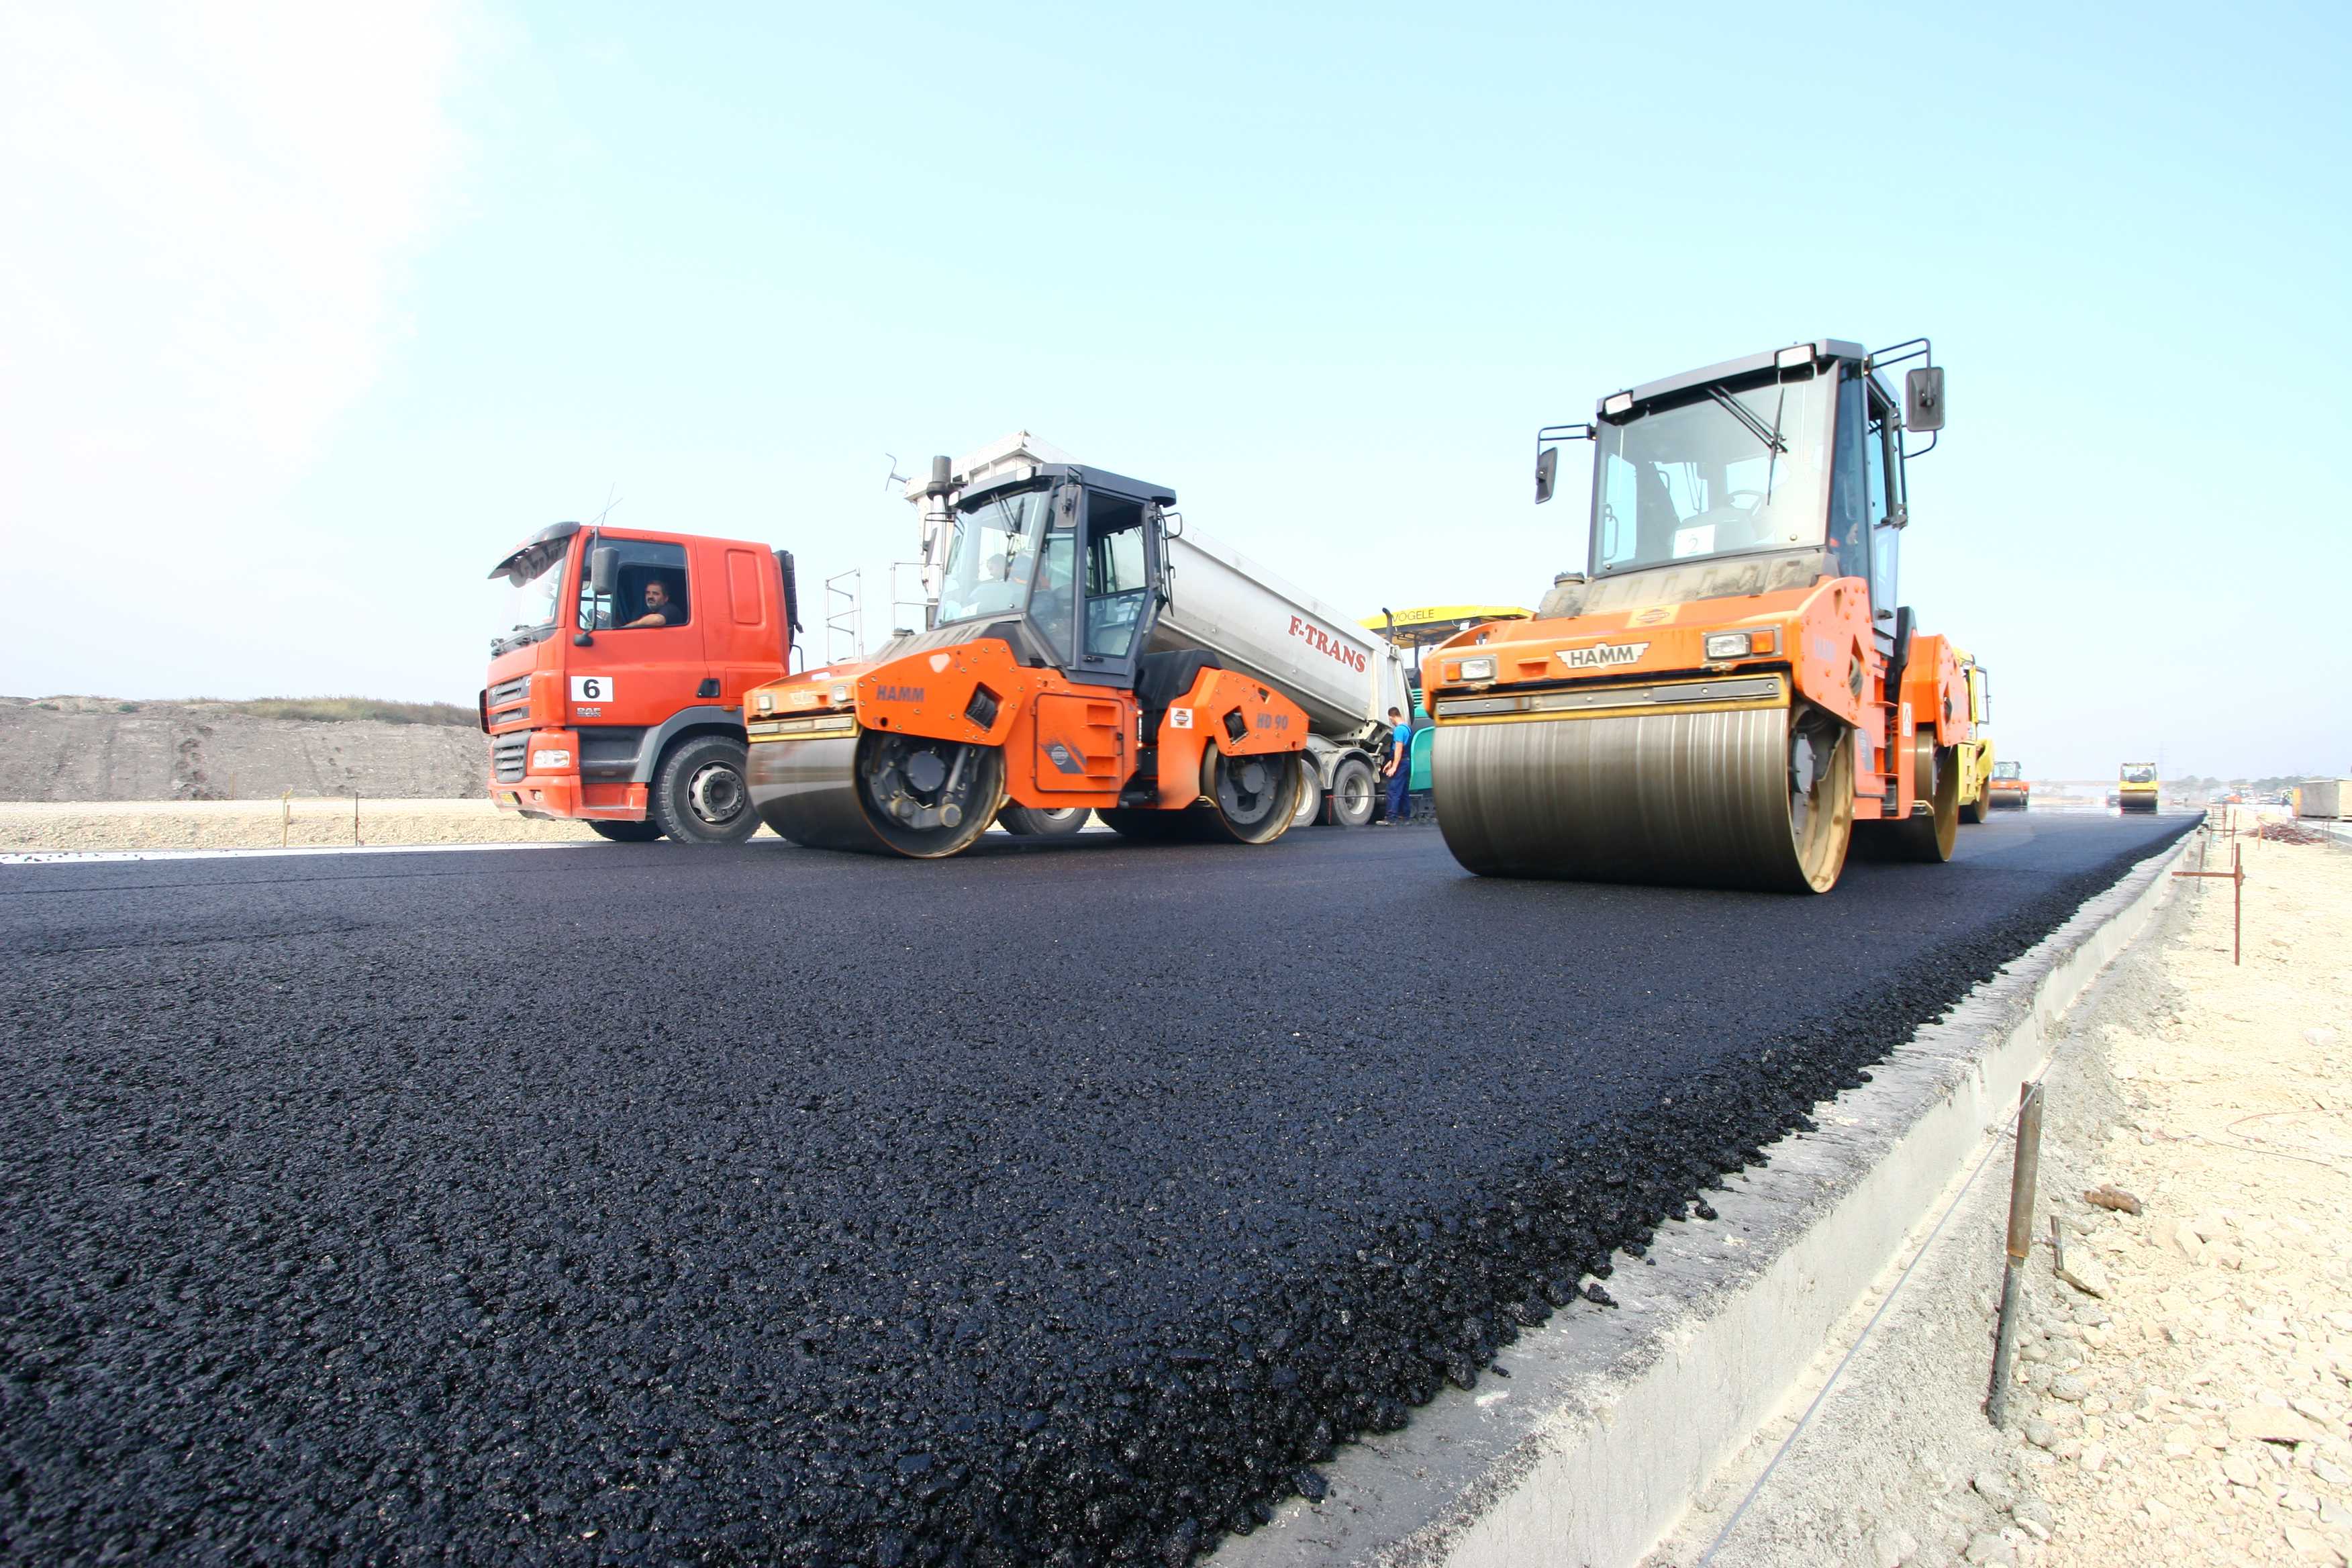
xmin=999 ymin=805 xmax=1091 ymax=836
xmin=1291 ymin=758 xmax=1324 ymax=828
xmin=588 ymin=820 xmax=664 ymax=843
xmin=648 ymin=734 xmax=761 ymax=844
xmin=1320 ymin=755 xmax=1377 ymax=828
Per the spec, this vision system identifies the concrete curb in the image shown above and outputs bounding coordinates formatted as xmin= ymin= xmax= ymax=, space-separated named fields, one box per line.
xmin=1216 ymin=829 xmax=2199 ymax=1568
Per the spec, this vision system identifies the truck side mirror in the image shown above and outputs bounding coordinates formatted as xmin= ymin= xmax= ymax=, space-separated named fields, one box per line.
xmin=590 ymin=546 xmax=619 ymax=597
xmin=1535 ymin=446 xmax=1559 ymax=505
xmin=1905 ymin=367 xmax=1946 ymax=433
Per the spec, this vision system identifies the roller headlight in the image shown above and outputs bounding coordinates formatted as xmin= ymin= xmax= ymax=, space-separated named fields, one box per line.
xmin=1704 ymin=630 xmax=1775 ymax=660
xmin=754 ymin=691 xmax=775 ymax=714
xmin=830 ymin=683 xmax=853 ymax=703
xmin=1456 ymin=656 xmax=1497 ymax=682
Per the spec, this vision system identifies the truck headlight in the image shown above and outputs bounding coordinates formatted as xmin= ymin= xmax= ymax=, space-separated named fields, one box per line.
xmin=530 ymin=748 xmax=572 ymax=770
xmin=1457 ymin=656 xmax=1496 ymax=682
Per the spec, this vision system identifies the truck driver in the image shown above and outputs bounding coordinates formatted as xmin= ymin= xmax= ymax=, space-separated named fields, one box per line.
xmin=621 ymin=579 xmax=685 ymax=629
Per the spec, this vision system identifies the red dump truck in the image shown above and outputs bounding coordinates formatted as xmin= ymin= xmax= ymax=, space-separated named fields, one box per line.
xmin=483 ymin=521 xmax=799 ymax=842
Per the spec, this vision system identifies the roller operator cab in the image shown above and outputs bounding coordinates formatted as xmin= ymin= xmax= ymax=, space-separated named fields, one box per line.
xmin=1425 ymin=337 xmax=1967 ymax=893
xmin=743 ymin=462 xmax=1314 ymax=859
xmin=483 ymin=522 xmax=801 ymax=843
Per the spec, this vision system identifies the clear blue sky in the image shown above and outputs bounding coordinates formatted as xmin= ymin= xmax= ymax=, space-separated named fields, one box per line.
xmin=4 ymin=0 xmax=2347 ymax=778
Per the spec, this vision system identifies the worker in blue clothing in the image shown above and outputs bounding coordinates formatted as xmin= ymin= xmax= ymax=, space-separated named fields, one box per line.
xmin=1381 ymin=705 xmax=1412 ymax=824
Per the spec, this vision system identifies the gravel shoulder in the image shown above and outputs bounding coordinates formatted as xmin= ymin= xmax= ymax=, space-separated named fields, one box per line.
xmin=0 ymin=798 xmax=600 ymax=851
xmin=1648 ymin=822 xmax=2352 ymax=1568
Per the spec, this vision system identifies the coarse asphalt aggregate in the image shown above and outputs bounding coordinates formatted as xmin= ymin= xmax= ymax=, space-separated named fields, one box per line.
xmin=0 ymin=810 xmax=2194 ymax=1566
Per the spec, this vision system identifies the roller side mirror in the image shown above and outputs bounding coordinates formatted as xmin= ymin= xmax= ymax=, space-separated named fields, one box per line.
xmin=1905 ymin=367 xmax=1946 ymax=433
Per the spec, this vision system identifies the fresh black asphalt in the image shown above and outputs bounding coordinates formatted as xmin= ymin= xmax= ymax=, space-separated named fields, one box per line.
xmin=0 ymin=812 xmax=2192 ymax=1566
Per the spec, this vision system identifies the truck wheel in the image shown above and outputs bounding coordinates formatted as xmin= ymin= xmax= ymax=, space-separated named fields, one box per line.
xmin=1292 ymin=758 xmax=1324 ymax=828
xmin=588 ymin=820 xmax=664 ymax=843
xmin=999 ymin=805 xmax=1091 ymax=836
xmin=649 ymin=734 xmax=760 ymax=844
xmin=1321 ymin=755 xmax=1377 ymax=827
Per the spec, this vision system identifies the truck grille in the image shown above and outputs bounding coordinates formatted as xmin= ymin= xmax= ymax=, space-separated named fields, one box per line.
xmin=492 ymin=734 xmax=528 ymax=783
xmin=487 ymin=675 xmax=532 ymax=728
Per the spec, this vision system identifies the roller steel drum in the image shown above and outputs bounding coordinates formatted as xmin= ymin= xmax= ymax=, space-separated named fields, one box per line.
xmin=748 ymin=730 xmax=1005 ymax=859
xmin=1433 ymin=704 xmax=1855 ymax=893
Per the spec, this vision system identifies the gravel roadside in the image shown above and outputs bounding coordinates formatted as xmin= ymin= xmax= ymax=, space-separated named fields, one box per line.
xmin=0 ymin=799 xmax=601 ymax=851
xmin=1649 ymin=821 xmax=2352 ymax=1567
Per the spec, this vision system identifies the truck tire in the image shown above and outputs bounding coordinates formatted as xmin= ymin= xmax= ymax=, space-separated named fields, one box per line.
xmin=999 ymin=804 xmax=1091 ymax=836
xmin=1291 ymin=758 xmax=1323 ymax=828
xmin=1321 ymin=755 xmax=1377 ymax=827
xmin=648 ymin=734 xmax=760 ymax=844
xmin=588 ymin=820 xmax=664 ymax=843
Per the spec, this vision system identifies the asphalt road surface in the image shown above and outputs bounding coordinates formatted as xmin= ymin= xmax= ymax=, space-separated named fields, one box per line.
xmin=0 ymin=812 xmax=2192 ymax=1566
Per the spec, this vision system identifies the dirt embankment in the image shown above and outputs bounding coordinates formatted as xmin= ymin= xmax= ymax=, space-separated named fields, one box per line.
xmin=1651 ymin=818 xmax=2351 ymax=1568
xmin=0 ymin=696 xmax=485 ymax=801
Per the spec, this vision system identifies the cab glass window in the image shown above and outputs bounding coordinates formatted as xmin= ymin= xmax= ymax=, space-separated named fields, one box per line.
xmin=1083 ymin=494 xmax=1149 ymax=660
xmin=579 ymin=538 xmax=691 ymax=631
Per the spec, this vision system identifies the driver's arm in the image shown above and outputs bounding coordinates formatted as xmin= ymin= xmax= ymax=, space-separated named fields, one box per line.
xmin=619 ymin=609 xmax=665 ymax=628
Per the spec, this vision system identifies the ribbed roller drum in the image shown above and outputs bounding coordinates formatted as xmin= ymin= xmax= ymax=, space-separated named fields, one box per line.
xmin=1433 ymin=702 xmax=1855 ymax=893
xmin=748 ymin=730 xmax=1006 ymax=859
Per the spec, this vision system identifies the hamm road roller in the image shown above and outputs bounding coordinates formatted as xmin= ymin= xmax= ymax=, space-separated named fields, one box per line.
xmin=1424 ymin=337 xmax=1969 ymax=893
xmin=2118 ymin=762 xmax=2160 ymax=814
xmin=742 ymin=455 xmax=1400 ymax=858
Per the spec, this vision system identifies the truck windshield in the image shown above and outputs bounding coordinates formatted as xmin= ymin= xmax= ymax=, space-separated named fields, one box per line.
xmin=1591 ymin=375 xmax=1834 ymax=576
xmin=493 ymin=544 xmax=571 ymax=650
xmin=936 ymin=486 xmax=1052 ymax=626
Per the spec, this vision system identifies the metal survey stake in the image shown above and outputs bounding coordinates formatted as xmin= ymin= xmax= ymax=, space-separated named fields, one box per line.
xmin=1986 ymin=1081 xmax=2045 ymax=1426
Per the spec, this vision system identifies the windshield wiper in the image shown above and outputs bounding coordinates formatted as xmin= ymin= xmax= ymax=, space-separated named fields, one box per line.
xmin=1708 ymin=385 xmax=1792 ymax=501
xmin=1706 ymin=387 xmax=1785 ymax=455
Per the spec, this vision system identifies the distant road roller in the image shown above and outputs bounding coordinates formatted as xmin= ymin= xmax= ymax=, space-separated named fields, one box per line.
xmin=741 ymin=456 xmax=1395 ymax=858
xmin=1424 ymin=337 xmax=1969 ymax=893
xmin=2117 ymin=762 xmax=2160 ymax=814
xmin=1988 ymin=760 xmax=2031 ymax=811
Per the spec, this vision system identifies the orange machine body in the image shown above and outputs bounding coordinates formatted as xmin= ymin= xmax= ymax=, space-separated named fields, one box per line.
xmin=748 ymin=640 xmax=1306 ymax=816
xmin=1425 ymin=575 xmax=1965 ymax=822
xmin=482 ymin=524 xmax=795 ymax=822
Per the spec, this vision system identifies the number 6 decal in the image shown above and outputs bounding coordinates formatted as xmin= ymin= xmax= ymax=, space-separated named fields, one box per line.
xmin=571 ymin=676 xmax=613 ymax=703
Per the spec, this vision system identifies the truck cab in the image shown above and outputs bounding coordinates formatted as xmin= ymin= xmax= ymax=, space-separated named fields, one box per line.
xmin=484 ymin=522 xmax=799 ymax=842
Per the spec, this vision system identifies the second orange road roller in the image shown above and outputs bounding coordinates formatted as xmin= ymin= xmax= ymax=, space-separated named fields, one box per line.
xmin=741 ymin=454 xmax=1410 ymax=857
xmin=1423 ymin=336 xmax=1969 ymax=893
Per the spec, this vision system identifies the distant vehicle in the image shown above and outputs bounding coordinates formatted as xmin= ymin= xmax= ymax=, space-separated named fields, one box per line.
xmin=1988 ymin=758 xmax=2030 ymax=811
xmin=2117 ymin=761 xmax=2159 ymax=814
xmin=484 ymin=523 xmax=800 ymax=843
xmin=1953 ymin=646 xmax=1995 ymax=824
